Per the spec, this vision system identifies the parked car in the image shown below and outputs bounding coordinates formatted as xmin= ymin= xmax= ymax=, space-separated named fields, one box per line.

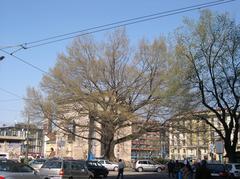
xmin=206 ymin=163 xmax=231 ymax=179
xmin=39 ymin=158 xmax=94 ymax=179
xmin=226 ymin=163 xmax=240 ymax=178
xmin=86 ymin=160 xmax=109 ymax=178
xmin=0 ymin=159 xmax=41 ymax=179
xmin=28 ymin=158 xmax=46 ymax=171
xmin=134 ymin=159 xmax=165 ymax=172
xmin=93 ymin=159 xmax=118 ymax=171
xmin=0 ymin=153 xmax=9 ymax=159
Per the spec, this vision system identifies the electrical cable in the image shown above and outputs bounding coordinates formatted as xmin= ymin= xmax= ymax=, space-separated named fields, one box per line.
xmin=0 ymin=87 xmax=22 ymax=99
xmin=23 ymin=0 xmax=232 ymax=46
xmin=1 ymin=0 xmax=236 ymax=53
xmin=0 ymin=49 xmax=49 ymax=75
xmin=0 ymin=0 xmax=236 ymax=100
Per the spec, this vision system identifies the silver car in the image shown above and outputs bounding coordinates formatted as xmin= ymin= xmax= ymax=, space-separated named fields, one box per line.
xmin=134 ymin=159 xmax=165 ymax=172
xmin=39 ymin=158 xmax=94 ymax=179
xmin=93 ymin=159 xmax=118 ymax=171
xmin=0 ymin=159 xmax=41 ymax=179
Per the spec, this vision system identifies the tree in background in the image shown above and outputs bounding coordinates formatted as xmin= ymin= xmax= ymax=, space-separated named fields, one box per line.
xmin=176 ymin=10 xmax=240 ymax=162
xmin=24 ymin=29 xmax=181 ymax=160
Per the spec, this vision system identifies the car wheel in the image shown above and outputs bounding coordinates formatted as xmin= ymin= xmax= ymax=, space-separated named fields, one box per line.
xmin=113 ymin=167 xmax=118 ymax=171
xmin=137 ymin=167 xmax=143 ymax=172
xmin=104 ymin=174 xmax=108 ymax=178
xmin=157 ymin=167 xmax=162 ymax=172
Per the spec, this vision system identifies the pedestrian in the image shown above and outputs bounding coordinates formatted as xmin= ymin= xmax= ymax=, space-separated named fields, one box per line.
xmin=49 ymin=147 xmax=56 ymax=158
xmin=182 ymin=162 xmax=193 ymax=179
xmin=167 ymin=160 xmax=175 ymax=178
xmin=116 ymin=159 xmax=125 ymax=179
xmin=175 ymin=160 xmax=182 ymax=179
xmin=195 ymin=160 xmax=211 ymax=179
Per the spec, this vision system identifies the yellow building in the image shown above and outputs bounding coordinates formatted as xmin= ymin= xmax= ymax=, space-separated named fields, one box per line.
xmin=168 ymin=113 xmax=240 ymax=162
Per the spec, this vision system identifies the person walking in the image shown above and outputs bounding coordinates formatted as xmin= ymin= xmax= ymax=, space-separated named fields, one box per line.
xmin=175 ymin=160 xmax=183 ymax=179
xmin=116 ymin=159 xmax=125 ymax=179
xmin=182 ymin=162 xmax=193 ymax=179
xmin=195 ymin=160 xmax=211 ymax=179
xmin=168 ymin=160 xmax=176 ymax=178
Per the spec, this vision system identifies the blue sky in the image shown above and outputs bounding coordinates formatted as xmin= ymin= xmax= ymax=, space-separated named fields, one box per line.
xmin=0 ymin=0 xmax=239 ymax=125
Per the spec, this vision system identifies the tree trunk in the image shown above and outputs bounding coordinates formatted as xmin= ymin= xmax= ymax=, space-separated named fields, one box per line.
xmin=224 ymin=139 xmax=237 ymax=163
xmin=101 ymin=134 xmax=116 ymax=161
xmin=88 ymin=115 xmax=95 ymax=159
xmin=105 ymin=141 xmax=116 ymax=161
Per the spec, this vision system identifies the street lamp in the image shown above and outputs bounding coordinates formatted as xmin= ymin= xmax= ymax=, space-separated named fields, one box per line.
xmin=0 ymin=56 xmax=4 ymax=61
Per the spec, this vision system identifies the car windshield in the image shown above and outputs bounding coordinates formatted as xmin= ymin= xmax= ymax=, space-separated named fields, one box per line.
xmin=148 ymin=161 xmax=156 ymax=165
xmin=87 ymin=161 xmax=99 ymax=167
xmin=105 ymin=161 xmax=112 ymax=164
xmin=30 ymin=159 xmax=46 ymax=165
xmin=42 ymin=160 xmax=62 ymax=168
xmin=207 ymin=164 xmax=225 ymax=173
xmin=97 ymin=162 xmax=103 ymax=167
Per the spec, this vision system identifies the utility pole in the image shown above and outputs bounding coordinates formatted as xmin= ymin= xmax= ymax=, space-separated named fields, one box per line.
xmin=25 ymin=114 xmax=30 ymax=163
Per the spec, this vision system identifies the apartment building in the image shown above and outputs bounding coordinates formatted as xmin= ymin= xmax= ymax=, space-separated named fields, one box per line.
xmin=168 ymin=113 xmax=240 ymax=162
xmin=131 ymin=131 xmax=161 ymax=160
xmin=0 ymin=123 xmax=44 ymax=158
xmin=130 ymin=121 xmax=168 ymax=161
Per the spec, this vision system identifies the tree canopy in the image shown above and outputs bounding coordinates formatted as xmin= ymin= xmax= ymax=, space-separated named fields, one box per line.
xmin=24 ymin=29 xmax=182 ymax=160
xmin=176 ymin=10 xmax=240 ymax=162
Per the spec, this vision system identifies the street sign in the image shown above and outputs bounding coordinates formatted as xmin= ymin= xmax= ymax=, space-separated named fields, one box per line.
xmin=215 ymin=141 xmax=224 ymax=154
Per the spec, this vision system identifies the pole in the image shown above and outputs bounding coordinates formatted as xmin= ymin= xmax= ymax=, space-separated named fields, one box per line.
xmin=25 ymin=114 xmax=30 ymax=163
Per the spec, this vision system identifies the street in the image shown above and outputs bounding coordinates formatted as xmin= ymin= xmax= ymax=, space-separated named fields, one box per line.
xmin=107 ymin=171 xmax=169 ymax=179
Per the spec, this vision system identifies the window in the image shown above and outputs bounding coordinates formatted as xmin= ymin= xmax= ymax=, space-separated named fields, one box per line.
xmin=42 ymin=161 xmax=61 ymax=169
xmin=17 ymin=165 xmax=34 ymax=172
xmin=63 ymin=161 xmax=71 ymax=170
xmin=71 ymin=161 xmax=84 ymax=170
xmin=139 ymin=161 xmax=147 ymax=164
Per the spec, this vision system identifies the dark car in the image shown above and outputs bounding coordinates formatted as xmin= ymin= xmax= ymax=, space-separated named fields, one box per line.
xmin=226 ymin=163 xmax=240 ymax=178
xmin=207 ymin=163 xmax=231 ymax=179
xmin=0 ymin=159 xmax=41 ymax=179
xmin=86 ymin=160 xmax=109 ymax=178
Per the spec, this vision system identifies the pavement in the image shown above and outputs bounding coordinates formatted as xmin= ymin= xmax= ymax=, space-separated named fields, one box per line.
xmin=107 ymin=170 xmax=170 ymax=179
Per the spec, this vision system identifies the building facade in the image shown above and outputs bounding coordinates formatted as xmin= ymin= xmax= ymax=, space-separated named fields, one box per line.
xmin=0 ymin=123 xmax=44 ymax=158
xmin=131 ymin=131 xmax=161 ymax=160
xmin=168 ymin=113 xmax=240 ymax=162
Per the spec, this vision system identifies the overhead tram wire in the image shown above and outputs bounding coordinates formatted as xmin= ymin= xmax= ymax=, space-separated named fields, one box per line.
xmin=17 ymin=0 xmax=238 ymax=49
xmin=0 ymin=0 xmax=236 ymax=125
xmin=0 ymin=0 xmax=236 ymax=101
xmin=0 ymin=87 xmax=23 ymax=99
xmin=1 ymin=0 xmax=236 ymax=53
xmin=0 ymin=49 xmax=49 ymax=101
xmin=21 ymin=0 xmax=232 ymax=46
xmin=0 ymin=49 xmax=49 ymax=75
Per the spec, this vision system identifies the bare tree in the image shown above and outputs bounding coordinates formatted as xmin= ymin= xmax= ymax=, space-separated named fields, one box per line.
xmin=24 ymin=29 xmax=177 ymax=160
xmin=176 ymin=10 xmax=240 ymax=162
